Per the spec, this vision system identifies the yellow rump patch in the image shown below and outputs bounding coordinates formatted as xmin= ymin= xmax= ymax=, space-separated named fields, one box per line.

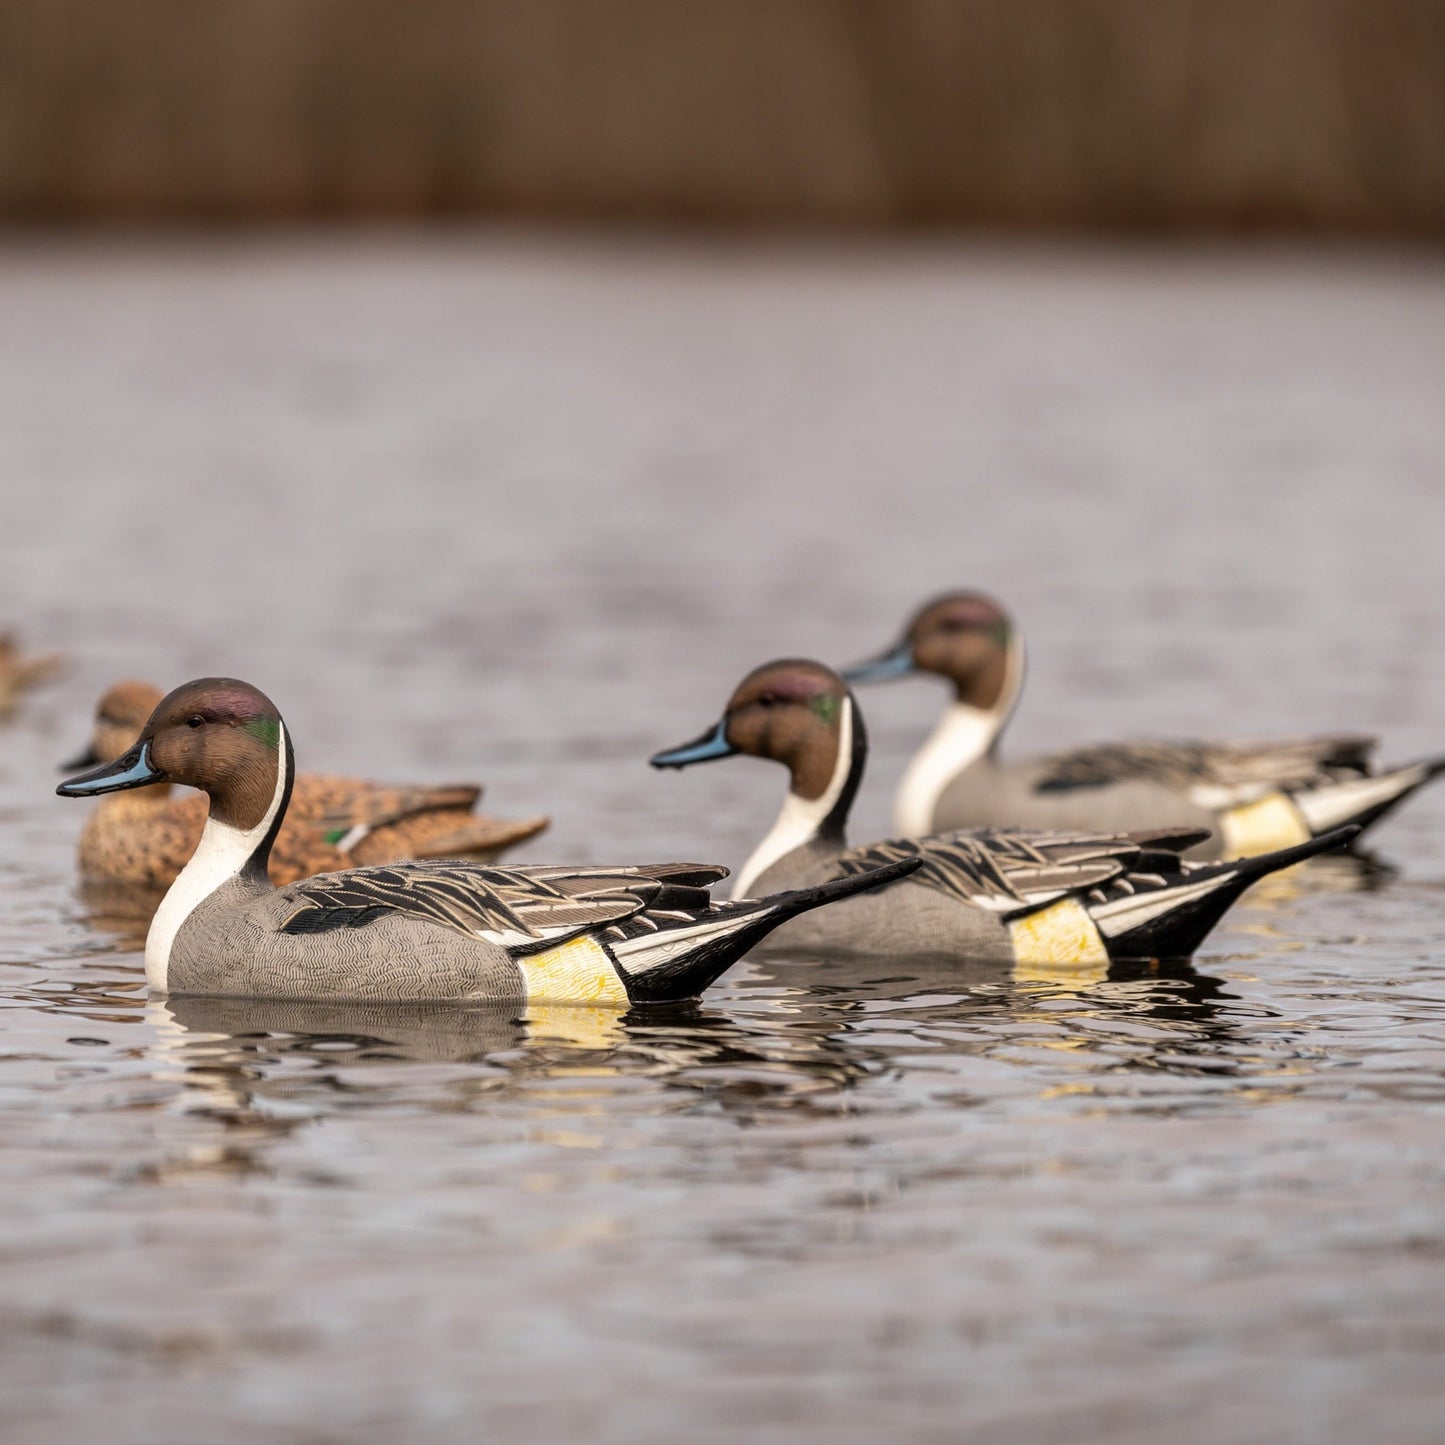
xmin=1219 ymin=792 xmax=1310 ymax=859
xmin=1008 ymin=897 xmax=1109 ymax=975
xmin=517 ymin=935 xmax=629 ymax=1006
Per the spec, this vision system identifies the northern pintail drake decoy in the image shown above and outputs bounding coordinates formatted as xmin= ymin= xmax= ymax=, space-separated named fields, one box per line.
xmin=56 ymin=678 xmax=918 ymax=1004
xmin=845 ymin=592 xmax=1444 ymax=861
xmin=650 ymin=659 xmax=1357 ymax=965
xmin=62 ymin=680 xmax=550 ymax=888
xmin=0 ymin=630 xmax=63 ymax=718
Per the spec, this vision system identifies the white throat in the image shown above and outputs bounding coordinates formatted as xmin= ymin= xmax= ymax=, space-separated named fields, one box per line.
xmin=893 ymin=636 xmax=1025 ymax=836
xmin=145 ymin=724 xmax=288 ymax=992
xmin=732 ymin=699 xmax=854 ymax=901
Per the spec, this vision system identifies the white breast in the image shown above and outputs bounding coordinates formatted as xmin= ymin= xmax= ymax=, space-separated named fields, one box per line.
xmin=892 ymin=635 xmax=1025 ymax=836
xmin=732 ymin=701 xmax=854 ymax=901
xmin=893 ymin=703 xmax=999 ymax=836
xmin=144 ymin=723 xmax=289 ymax=992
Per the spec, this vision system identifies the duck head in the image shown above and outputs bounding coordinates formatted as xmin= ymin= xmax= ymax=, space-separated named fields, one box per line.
xmin=58 ymin=678 xmax=291 ymax=836
xmin=60 ymin=679 xmax=164 ymax=772
xmin=844 ymin=591 xmax=1018 ymax=709
xmin=652 ymin=660 xmax=866 ymax=899
xmin=845 ymin=592 xmax=1027 ymax=835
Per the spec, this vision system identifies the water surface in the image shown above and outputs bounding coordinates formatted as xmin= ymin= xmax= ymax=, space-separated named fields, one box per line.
xmin=2 ymin=236 xmax=1443 ymax=1442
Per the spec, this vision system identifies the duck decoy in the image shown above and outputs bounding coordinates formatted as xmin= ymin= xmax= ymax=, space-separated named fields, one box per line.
xmin=650 ymin=659 xmax=1356 ymax=964
xmin=0 ymin=630 xmax=63 ymax=718
xmin=56 ymin=678 xmax=918 ymax=1004
xmin=62 ymin=680 xmax=550 ymax=887
xmin=844 ymin=592 xmax=1443 ymax=860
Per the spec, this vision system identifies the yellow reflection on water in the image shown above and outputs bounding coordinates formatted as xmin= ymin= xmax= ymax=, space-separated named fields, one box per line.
xmin=1012 ymin=956 xmax=1110 ymax=990
xmin=522 ymin=1004 xmax=627 ymax=1052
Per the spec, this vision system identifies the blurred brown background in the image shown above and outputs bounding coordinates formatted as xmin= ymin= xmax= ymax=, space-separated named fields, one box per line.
xmin=2 ymin=0 xmax=1442 ymax=231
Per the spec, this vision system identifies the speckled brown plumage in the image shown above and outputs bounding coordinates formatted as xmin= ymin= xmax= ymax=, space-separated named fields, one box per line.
xmin=0 ymin=630 xmax=64 ymax=718
xmin=70 ymin=681 xmax=549 ymax=887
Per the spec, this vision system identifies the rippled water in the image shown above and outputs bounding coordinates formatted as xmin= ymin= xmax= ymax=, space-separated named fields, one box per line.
xmin=2 ymin=236 xmax=1444 ymax=1442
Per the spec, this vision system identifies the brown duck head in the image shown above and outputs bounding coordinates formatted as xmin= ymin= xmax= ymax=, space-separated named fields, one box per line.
xmin=58 ymin=678 xmax=294 ymax=855
xmin=61 ymin=679 xmax=165 ymax=772
xmin=844 ymin=591 xmax=1018 ymax=709
xmin=651 ymin=658 xmax=866 ymax=833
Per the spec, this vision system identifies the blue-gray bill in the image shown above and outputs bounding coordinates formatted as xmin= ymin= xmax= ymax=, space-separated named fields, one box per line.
xmin=56 ymin=740 xmax=165 ymax=797
xmin=650 ymin=719 xmax=737 ymax=769
xmin=840 ymin=642 xmax=914 ymax=685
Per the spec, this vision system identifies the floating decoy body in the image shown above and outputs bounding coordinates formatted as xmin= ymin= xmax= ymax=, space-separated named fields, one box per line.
xmin=651 ymin=660 xmax=1356 ymax=965
xmin=845 ymin=592 xmax=1443 ymax=861
xmin=65 ymin=681 xmax=550 ymax=887
xmin=57 ymin=679 xmax=917 ymax=1004
xmin=0 ymin=630 xmax=63 ymax=718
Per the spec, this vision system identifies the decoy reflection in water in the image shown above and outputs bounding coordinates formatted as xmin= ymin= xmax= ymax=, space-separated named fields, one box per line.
xmin=652 ymin=659 xmax=1358 ymax=967
xmin=845 ymin=591 xmax=1445 ymax=858
xmin=61 ymin=679 xmax=549 ymax=889
xmin=156 ymin=991 xmax=881 ymax=1127
xmin=57 ymin=677 xmax=918 ymax=1006
xmin=749 ymin=948 xmax=1253 ymax=1084
xmin=44 ymin=951 xmax=1261 ymax=1171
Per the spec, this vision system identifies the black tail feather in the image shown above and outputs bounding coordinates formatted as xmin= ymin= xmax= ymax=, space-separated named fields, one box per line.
xmin=1102 ymin=826 xmax=1359 ymax=961
xmin=619 ymin=857 xmax=922 ymax=1003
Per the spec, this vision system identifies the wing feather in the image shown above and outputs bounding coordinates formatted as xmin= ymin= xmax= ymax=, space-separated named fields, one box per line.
xmin=1035 ymin=736 xmax=1376 ymax=798
xmin=275 ymin=859 xmax=694 ymax=947
xmin=836 ymin=828 xmax=1163 ymax=913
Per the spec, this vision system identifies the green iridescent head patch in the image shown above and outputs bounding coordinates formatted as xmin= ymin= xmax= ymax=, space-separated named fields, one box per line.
xmin=242 ymin=716 xmax=281 ymax=751
xmin=809 ymin=693 xmax=841 ymax=725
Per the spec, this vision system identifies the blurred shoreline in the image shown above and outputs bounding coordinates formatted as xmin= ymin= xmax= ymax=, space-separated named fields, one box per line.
xmin=3 ymin=1 xmax=1442 ymax=235
xmin=1 ymin=221 xmax=1443 ymax=266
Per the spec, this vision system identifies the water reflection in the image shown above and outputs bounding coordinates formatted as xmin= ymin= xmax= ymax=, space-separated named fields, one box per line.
xmin=75 ymin=879 xmax=165 ymax=947
xmin=163 ymin=994 xmax=526 ymax=1065
xmin=26 ymin=885 xmax=1315 ymax=1195
xmin=752 ymin=949 xmax=1257 ymax=1082
xmin=36 ymin=944 xmax=1271 ymax=1160
xmin=152 ymin=990 xmax=886 ymax=1137
xmin=19 ymin=926 xmax=1289 ymax=1170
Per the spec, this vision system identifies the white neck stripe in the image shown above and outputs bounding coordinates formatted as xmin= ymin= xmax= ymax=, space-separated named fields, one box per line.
xmin=893 ymin=634 xmax=1025 ymax=836
xmin=732 ymin=699 xmax=854 ymax=901
xmin=144 ymin=722 xmax=288 ymax=992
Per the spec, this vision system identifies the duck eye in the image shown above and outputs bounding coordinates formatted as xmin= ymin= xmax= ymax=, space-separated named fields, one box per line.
xmin=185 ymin=714 xmax=205 ymax=729
xmin=757 ymin=694 xmax=777 ymax=708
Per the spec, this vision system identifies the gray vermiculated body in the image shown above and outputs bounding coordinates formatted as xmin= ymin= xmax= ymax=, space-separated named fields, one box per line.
xmin=932 ymin=758 xmax=1225 ymax=859
xmin=167 ymin=875 xmax=524 ymax=1002
xmin=747 ymin=843 xmax=1014 ymax=961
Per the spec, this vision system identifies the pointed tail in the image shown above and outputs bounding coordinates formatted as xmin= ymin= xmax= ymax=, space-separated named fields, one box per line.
xmin=1292 ymin=757 xmax=1445 ymax=838
xmin=613 ymin=856 xmax=922 ymax=1003
xmin=1091 ymin=825 xmax=1360 ymax=962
